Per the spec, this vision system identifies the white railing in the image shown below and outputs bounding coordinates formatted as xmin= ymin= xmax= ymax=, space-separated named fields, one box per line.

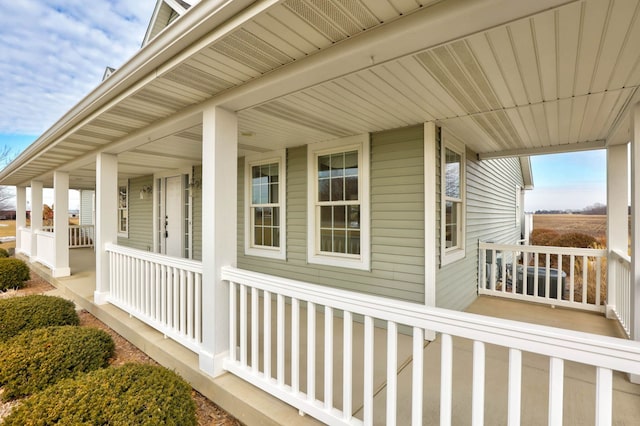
xmin=17 ymin=227 xmax=31 ymax=256
xmin=609 ymin=249 xmax=631 ymax=338
xmin=222 ymin=266 xmax=640 ymax=426
xmin=69 ymin=225 xmax=94 ymax=248
xmin=479 ymin=241 xmax=607 ymax=312
xmin=34 ymin=230 xmax=55 ymax=269
xmin=39 ymin=225 xmax=93 ymax=248
xmin=106 ymin=243 xmax=203 ymax=353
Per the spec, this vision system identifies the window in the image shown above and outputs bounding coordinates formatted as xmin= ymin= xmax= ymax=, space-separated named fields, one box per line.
xmin=118 ymin=183 xmax=128 ymax=236
xmin=441 ymin=138 xmax=465 ymax=265
xmin=307 ymin=135 xmax=370 ymax=270
xmin=244 ymin=151 xmax=286 ymax=259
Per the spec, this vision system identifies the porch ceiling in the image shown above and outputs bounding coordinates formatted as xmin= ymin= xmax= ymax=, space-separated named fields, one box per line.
xmin=2 ymin=0 xmax=639 ymax=189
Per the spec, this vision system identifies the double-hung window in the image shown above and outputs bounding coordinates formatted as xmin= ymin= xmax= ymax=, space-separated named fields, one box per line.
xmin=118 ymin=183 xmax=128 ymax=237
xmin=441 ymin=138 xmax=465 ymax=265
xmin=307 ymin=135 xmax=370 ymax=270
xmin=244 ymin=151 xmax=286 ymax=259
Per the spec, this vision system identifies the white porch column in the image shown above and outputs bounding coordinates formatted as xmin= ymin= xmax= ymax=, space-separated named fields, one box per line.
xmin=606 ymin=144 xmax=629 ymax=318
xmin=94 ymin=153 xmax=118 ymax=305
xmin=631 ymin=102 xmax=640 ymax=346
xmin=15 ymin=186 xmax=26 ymax=254
xmin=52 ymin=171 xmax=70 ymax=277
xmin=200 ymin=106 xmax=237 ymax=377
xmin=30 ymin=180 xmax=43 ymax=262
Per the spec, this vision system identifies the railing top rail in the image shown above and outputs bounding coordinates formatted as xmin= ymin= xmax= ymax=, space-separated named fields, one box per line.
xmin=222 ymin=266 xmax=640 ymax=374
xmin=611 ymin=248 xmax=631 ymax=264
xmin=34 ymin=230 xmax=55 ymax=238
xmin=69 ymin=224 xmax=94 ymax=229
xmin=479 ymin=241 xmax=606 ymax=257
xmin=106 ymin=243 xmax=202 ymax=273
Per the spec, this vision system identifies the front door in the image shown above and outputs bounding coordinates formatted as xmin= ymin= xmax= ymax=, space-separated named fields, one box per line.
xmin=164 ymin=176 xmax=183 ymax=257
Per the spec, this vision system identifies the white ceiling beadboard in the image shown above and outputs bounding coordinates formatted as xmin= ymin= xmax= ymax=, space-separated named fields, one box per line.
xmin=5 ymin=0 xmax=639 ymax=188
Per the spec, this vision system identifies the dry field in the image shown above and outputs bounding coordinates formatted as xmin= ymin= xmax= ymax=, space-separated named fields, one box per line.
xmin=533 ymin=214 xmax=608 ymax=243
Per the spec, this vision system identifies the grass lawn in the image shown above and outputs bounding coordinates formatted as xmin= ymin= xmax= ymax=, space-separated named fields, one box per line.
xmin=0 ymin=220 xmax=16 ymax=251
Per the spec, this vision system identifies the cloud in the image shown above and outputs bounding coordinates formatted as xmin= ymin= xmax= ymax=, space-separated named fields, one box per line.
xmin=0 ymin=0 xmax=156 ymax=135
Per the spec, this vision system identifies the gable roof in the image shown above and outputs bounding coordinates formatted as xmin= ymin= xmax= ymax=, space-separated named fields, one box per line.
xmin=142 ymin=0 xmax=198 ymax=46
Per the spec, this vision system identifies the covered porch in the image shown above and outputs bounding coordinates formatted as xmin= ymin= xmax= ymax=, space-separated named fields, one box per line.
xmin=26 ymin=247 xmax=639 ymax=425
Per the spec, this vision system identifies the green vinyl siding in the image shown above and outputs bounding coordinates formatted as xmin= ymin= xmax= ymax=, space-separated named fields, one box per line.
xmin=192 ymin=165 xmax=202 ymax=261
xmin=238 ymin=125 xmax=425 ymax=303
xmin=436 ymin=130 xmax=524 ymax=311
xmin=117 ymin=175 xmax=154 ymax=251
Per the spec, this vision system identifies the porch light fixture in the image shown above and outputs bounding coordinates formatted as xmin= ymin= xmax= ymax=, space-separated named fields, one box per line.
xmin=189 ymin=178 xmax=201 ymax=190
xmin=139 ymin=185 xmax=152 ymax=199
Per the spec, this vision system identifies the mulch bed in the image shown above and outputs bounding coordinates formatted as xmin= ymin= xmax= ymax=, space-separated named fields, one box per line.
xmin=0 ymin=272 xmax=242 ymax=425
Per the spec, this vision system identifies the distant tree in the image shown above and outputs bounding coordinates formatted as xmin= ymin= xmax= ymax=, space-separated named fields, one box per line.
xmin=0 ymin=146 xmax=16 ymax=211
xmin=582 ymin=202 xmax=606 ymax=215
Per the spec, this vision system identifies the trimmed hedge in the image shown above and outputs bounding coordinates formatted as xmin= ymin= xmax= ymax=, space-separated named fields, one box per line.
xmin=3 ymin=364 xmax=197 ymax=425
xmin=0 ymin=258 xmax=30 ymax=291
xmin=0 ymin=325 xmax=114 ymax=400
xmin=0 ymin=295 xmax=79 ymax=341
xmin=0 ymin=247 xmax=10 ymax=258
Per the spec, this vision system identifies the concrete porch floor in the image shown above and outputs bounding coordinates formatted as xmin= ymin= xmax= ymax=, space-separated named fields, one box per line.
xmin=25 ymin=248 xmax=640 ymax=425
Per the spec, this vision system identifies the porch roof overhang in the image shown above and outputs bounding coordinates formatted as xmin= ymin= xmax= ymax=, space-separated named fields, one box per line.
xmin=0 ymin=0 xmax=638 ymax=189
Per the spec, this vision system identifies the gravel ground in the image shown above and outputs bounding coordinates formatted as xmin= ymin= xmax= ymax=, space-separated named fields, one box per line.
xmin=0 ymin=272 xmax=242 ymax=425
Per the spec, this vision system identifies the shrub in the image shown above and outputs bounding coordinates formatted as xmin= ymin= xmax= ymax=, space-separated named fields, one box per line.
xmin=529 ymin=228 xmax=559 ymax=246
xmin=0 ymin=295 xmax=79 ymax=341
xmin=3 ymin=364 xmax=197 ymax=425
xmin=0 ymin=247 xmax=10 ymax=258
xmin=0 ymin=325 xmax=114 ymax=400
xmin=0 ymin=258 xmax=30 ymax=291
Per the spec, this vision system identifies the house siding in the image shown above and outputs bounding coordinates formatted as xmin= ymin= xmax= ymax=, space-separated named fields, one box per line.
xmin=117 ymin=175 xmax=154 ymax=251
xmin=436 ymin=130 xmax=524 ymax=311
xmin=238 ymin=125 xmax=425 ymax=303
xmin=192 ymin=165 xmax=202 ymax=261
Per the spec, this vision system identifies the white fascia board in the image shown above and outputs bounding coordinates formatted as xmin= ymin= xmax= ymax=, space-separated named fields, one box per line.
xmin=519 ymin=157 xmax=534 ymax=190
xmin=478 ymin=140 xmax=606 ymax=160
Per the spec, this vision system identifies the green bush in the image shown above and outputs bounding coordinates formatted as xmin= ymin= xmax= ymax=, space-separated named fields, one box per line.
xmin=0 ymin=247 xmax=10 ymax=258
xmin=0 ymin=295 xmax=79 ymax=341
xmin=0 ymin=325 xmax=114 ymax=400
xmin=3 ymin=364 xmax=197 ymax=425
xmin=0 ymin=258 xmax=30 ymax=291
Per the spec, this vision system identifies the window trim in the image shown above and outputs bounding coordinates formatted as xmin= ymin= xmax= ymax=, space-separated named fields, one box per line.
xmin=440 ymin=137 xmax=466 ymax=266
xmin=307 ymin=134 xmax=370 ymax=270
xmin=117 ymin=181 xmax=129 ymax=238
xmin=244 ymin=150 xmax=287 ymax=260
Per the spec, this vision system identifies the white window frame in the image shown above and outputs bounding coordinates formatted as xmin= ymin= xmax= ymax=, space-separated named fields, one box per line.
xmin=244 ymin=150 xmax=286 ymax=260
xmin=117 ymin=181 xmax=128 ymax=238
xmin=307 ymin=134 xmax=370 ymax=270
xmin=440 ymin=137 xmax=466 ymax=266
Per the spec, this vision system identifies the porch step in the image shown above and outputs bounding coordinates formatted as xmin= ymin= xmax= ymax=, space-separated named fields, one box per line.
xmin=23 ymin=257 xmax=323 ymax=426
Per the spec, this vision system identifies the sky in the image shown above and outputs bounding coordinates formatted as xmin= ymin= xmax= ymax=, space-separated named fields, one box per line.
xmin=0 ymin=1 xmax=609 ymax=212
xmin=0 ymin=1 xmax=156 ymax=208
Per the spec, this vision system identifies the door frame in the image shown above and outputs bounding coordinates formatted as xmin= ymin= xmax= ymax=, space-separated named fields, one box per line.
xmin=152 ymin=168 xmax=193 ymax=258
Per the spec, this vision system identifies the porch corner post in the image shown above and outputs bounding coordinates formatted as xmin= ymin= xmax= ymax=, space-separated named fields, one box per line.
xmin=606 ymin=144 xmax=628 ymax=319
xmin=423 ymin=122 xmax=437 ymax=341
xmin=631 ymin=102 xmax=640 ymax=373
xmin=52 ymin=171 xmax=70 ymax=277
xmin=200 ymin=105 xmax=237 ymax=377
xmin=15 ymin=186 xmax=26 ymax=254
xmin=30 ymin=180 xmax=43 ymax=263
xmin=94 ymin=153 xmax=118 ymax=305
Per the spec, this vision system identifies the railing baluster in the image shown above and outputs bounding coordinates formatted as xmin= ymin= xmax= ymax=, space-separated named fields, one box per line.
xmin=387 ymin=321 xmax=398 ymax=426
xmin=548 ymin=357 xmax=564 ymax=425
xmin=472 ymin=340 xmax=485 ymax=426
xmin=324 ymin=306 xmax=333 ymax=409
xmin=412 ymin=327 xmax=424 ymax=426
xmin=595 ymin=367 xmax=612 ymax=426
xmin=229 ymin=281 xmax=237 ymax=362
xmin=195 ymin=273 xmax=202 ymax=342
xmin=277 ymin=294 xmax=285 ymax=387
xmin=180 ymin=269 xmax=187 ymax=335
xmin=307 ymin=301 xmax=315 ymax=401
xmin=508 ymin=348 xmax=522 ymax=426
xmin=557 ymin=254 xmax=563 ymax=301
xmin=264 ymin=290 xmax=272 ymax=380
xmin=187 ymin=272 xmax=194 ymax=339
xmin=582 ymin=255 xmax=588 ymax=304
xmin=252 ymin=287 xmax=259 ymax=373
xmin=363 ymin=315 xmax=374 ymax=426
xmin=595 ymin=256 xmax=602 ymax=306
xmin=291 ymin=297 xmax=300 ymax=393
xmin=240 ymin=284 xmax=247 ymax=366
xmin=545 ymin=253 xmax=551 ymax=299
xmin=570 ymin=255 xmax=575 ymax=302
xmin=343 ymin=311 xmax=353 ymax=422
xmin=440 ymin=333 xmax=453 ymax=426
